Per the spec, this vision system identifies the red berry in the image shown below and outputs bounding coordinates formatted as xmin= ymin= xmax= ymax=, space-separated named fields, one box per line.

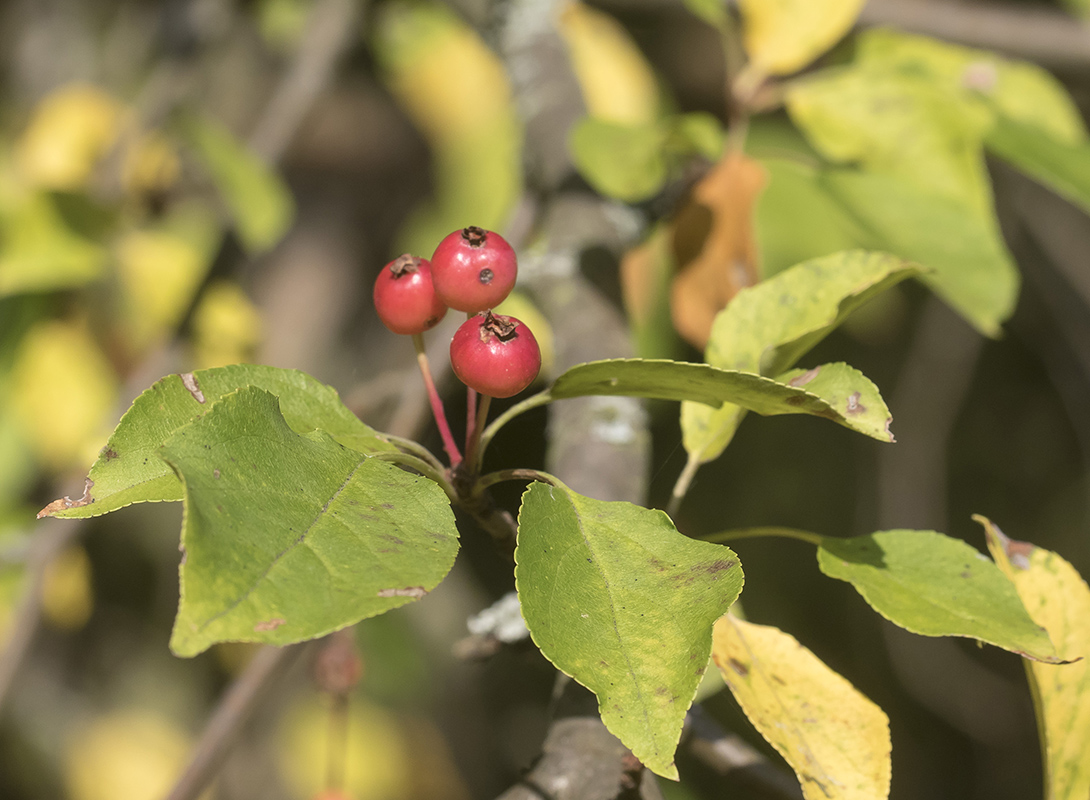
xmin=373 ymin=254 xmax=448 ymax=335
xmin=430 ymin=226 xmax=517 ymax=313
xmin=450 ymin=312 xmax=541 ymax=398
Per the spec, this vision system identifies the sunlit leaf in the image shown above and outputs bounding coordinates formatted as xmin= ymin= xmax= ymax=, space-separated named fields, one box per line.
xmin=738 ymin=0 xmax=866 ymax=76
xmin=516 ymin=482 xmax=744 ymax=778
xmin=166 ymin=387 xmax=459 ymax=656
xmin=569 ymin=117 xmax=667 ymax=202
xmin=15 ymin=84 xmax=123 ymax=191
xmin=558 ymin=1 xmax=661 ymax=125
xmin=681 ymin=250 xmax=916 ymax=463
xmin=12 ymin=320 xmax=117 ymax=471
xmin=39 ymin=364 xmax=396 ymax=520
xmin=191 ymin=279 xmax=264 ymax=369
xmin=817 ymin=530 xmax=1060 ymax=662
xmin=180 ymin=114 xmax=294 ymax=254
xmin=980 ymin=516 xmax=1090 ymax=800
xmin=713 ymin=616 xmax=890 ymax=800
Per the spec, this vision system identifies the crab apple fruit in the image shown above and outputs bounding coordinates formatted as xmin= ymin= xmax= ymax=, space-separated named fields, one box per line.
xmin=373 ymin=254 xmax=448 ymax=335
xmin=450 ymin=312 xmax=541 ymax=398
xmin=430 ymin=226 xmax=517 ymax=313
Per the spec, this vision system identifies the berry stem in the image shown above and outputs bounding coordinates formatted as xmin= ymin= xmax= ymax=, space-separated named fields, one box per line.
xmin=465 ymin=394 xmax=492 ymax=474
xmin=411 ymin=333 xmax=462 ymax=467
xmin=465 ymin=386 xmax=478 ymax=457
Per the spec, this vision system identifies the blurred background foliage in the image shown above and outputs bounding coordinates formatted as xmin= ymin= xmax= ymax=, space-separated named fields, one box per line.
xmin=0 ymin=0 xmax=1088 ymax=798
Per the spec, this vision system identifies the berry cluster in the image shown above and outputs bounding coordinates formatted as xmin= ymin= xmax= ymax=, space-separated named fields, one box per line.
xmin=373 ymin=226 xmax=541 ymax=399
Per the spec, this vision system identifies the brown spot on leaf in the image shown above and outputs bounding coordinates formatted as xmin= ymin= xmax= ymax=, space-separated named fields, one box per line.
xmin=37 ymin=478 xmax=95 ymax=518
xmin=380 ymin=503 xmax=394 ymax=510
xmin=254 ymin=618 xmax=286 ymax=632
xmin=213 ymin=469 xmax=221 ymax=479
xmin=728 ymin=658 xmax=749 ymax=677
xmin=846 ymin=391 xmax=866 ymax=416
xmin=101 ymin=447 xmax=119 ymax=461
xmin=785 ymin=395 xmax=808 ymax=407
xmin=180 ymin=372 xmax=206 ymax=403
xmin=788 ymin=367 xmax=820 ymax=387
xmin=377 ymin=586 xmax=427 ymax=599
xmin=885 ymin=418 xmax=896 ymax=443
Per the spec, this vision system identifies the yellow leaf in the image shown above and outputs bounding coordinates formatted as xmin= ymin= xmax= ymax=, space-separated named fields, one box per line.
xmin=558 ymin=1 xmax=661 ymax=125
xmin=65 ymin=710 xmax=192 ymax=800
xmin=42 ymin=545 xmax=94 ymax=630
xmin=16 ymin=84 xmax=124 ymax=190
xmin=979 ymin=516 xmax=1090 ymax=800
xmin=11 ymin=320 xmax=117 ymax=471
xmin=712 ymin=615 xmax=891 ymax=800
xmin=122 ymin=130 xmax=181 ymax=196
xmin=738 ymin=0 xmax=866 ymax=76
xmin=115 ymin=204 xmax=219 ymax=348
xmin=191 ymin=279 xmax=264 ymax=369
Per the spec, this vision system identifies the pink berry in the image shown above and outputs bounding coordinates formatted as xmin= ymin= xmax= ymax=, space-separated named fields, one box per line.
xmin=430 ymin=226 xmax=517 ymax=313
xmin=450 ymin=312 xmax=541 ymax=398
xmin=373 ymin=254 xmax=448 ymax=335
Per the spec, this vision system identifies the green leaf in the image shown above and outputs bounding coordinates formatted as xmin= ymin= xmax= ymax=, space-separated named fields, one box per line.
xmin=738 ymin=0 xmax=866 ymax=76
xmin=165 ymin=387 xmax=458 ymax=656
xmin=667 ymin=113 xmax=724 ymax=161
xmin=682 ymin=250 xmax=916 ymax=463
xmin=821 ymin=168 xmax=1018 ymax=337
xmin=569 ymin=117 xmax=668 ymax=202
xmin=713 ymin=616 xmax=891 ymax=800
xmin=40 ymin=364 xmax=396 ymax=520
xmin=0 ymin=191 xmax=107 ymax=297
xmin=516 ymin=482 xmax=743 ymax=778
xmin=547 ymin=358 xmax=892 ymax=441
xmin=856 ymin=28 xmax=1086 ymax=145
xmin=980 ymin=516 xmax=1090 ymax=800
xmin=180 ymin=115 xmax=294 ymax=254
xmin=986 ymin=114 xmax=1090 ymax=218
xmin=817 ymin=530 xmax=1061 ymax=662
xmin=681 ymin=0 xmax=727 ymax=29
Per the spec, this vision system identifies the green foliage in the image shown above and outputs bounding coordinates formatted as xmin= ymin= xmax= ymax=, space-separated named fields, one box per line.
xmin=515 ymin=481 xmax=743 ymax=778
xmin=165 ymin=388 xmax=459 ymax=656
xmin=818 ymin=530 xmax=1059 ymax=662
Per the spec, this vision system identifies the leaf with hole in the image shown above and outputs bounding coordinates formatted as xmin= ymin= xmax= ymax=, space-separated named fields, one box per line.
xmin=164 ymin=387 xmax=458 ymax=656
xmin=516 ymin=482 xmax=743 ymax=778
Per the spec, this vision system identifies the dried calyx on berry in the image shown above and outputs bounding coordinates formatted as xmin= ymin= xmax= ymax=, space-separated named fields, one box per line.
xmin=373 ymin=253 xmax=448 ymax=335
xmin=450 ymin=311 xmax=541 ymax=398
xmin=430 ymin=226 xmax=517 ymax=313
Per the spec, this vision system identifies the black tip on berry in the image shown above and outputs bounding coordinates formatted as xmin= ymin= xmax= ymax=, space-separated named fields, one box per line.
xmin=462 ymin=226 xmax=487 ymax=247
xmin=390 ymin=254 xmax=422 ymax=277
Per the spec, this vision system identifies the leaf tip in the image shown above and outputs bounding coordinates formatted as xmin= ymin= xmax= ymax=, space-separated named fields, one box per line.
xmin=37 ymin=477 xmax=95 ymax=518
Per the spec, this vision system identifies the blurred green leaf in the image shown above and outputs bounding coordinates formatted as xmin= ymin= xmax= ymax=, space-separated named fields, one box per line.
xmin=667 ymin=113 xmax=724 ymax=161
xmin=516 ymin=481 xmax=743 ymax=778
xmin=180 ymin=115 xmax=294 ymax=254
xmin=981 ymin=518 xmax=1090 ymax=799
xmin=41 ymin=364 xmax=396 ymax=520
xmin=986 ymin=114 xmax=1090 ymax=217
xmin=165 ymin=388 xmax=459 ymax=656
xmin=569 ymin=117 xmax=668 ymax=202
xmin=681 ymin=251 xmax=916 ymax=463
xmin=818 ymin=530 xmax=1060 ymax=662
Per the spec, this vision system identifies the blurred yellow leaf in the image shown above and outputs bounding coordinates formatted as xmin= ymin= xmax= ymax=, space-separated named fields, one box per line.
xmin=191 ymin=279 xmax=264 ymax=369
xmin=65 ymin=709 xmax=192 ymax=800
xmin=670 ymin=151 xmax=766 ymax=349
xmin=16 ymin=84 xmax=124 ymax=190
xmin=122 ymin=130 xmax=181 ymax=196
xmin=980 ymin=516 xmax=1090 ymax=800
xmin=42 ymin=544 xmax=93 ymax=630
xmin=558 ymin=1 xmax=660 ymax=125
xmin=738 ymin=0 xmax=866 ymax=76
xmin=712 ymin=615 xmax=891 ymax=800
xmin=620 ymin=222 xmax=678 ymax=360
xmin=115 ymin=204 xmax=219 ymax=347
xmin=11 ymin=320 xmax=117 ymax=471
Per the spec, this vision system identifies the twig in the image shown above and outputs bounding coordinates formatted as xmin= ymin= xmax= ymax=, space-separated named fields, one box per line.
xmin=164 ymin=644 xmax=306 ymax=800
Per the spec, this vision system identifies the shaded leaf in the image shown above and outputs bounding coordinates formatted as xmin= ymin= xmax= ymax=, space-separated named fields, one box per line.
xmin=620 ymin=222 xmax=680 ymax=360
xmin=166 ymin=387 xmax=459 ymax=656
xmin=986 ymin=114 xmax=1090 ymax=218
xmin=668 ymin=112 xmax=724 ymax=161
xmin=180 ymin=114 xmax=294 ymax=254
xmin=738 ymin=0 xmax=866 ymax=76
xmin=980 ymin=516 xmax=1090 ymax=800
xmin=549 ymin=358 xmax=892 ymax=441
xmin=817 ymin=530 xmax=1060 ymax=662
xmin=516 ymin=482 xmax=743 ymax=778
xmin=670 ymin=152 xmax=766 ymax=349
xmin=569 ymin=117 xmax=667 ymax=202
xmin=713 ymin=616 xmax=890 ymax=800
xmin=40 ymin=364 xmax=396 ymax=520
xmin=681 ymin=0 xmax=727 ymax=29
xmin=682 ymin=250 xmax=915 ymax=463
